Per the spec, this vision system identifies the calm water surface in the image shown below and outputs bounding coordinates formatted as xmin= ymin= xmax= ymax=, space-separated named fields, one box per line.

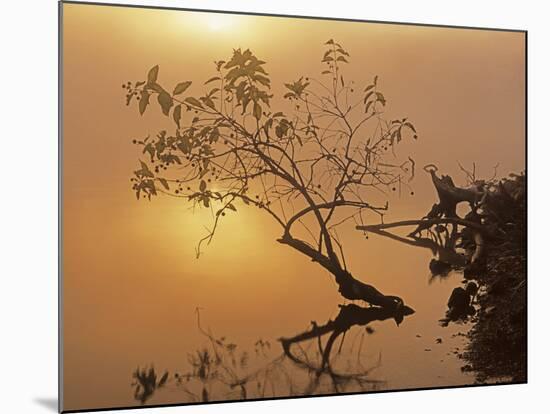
xmin=63 ymin=220 xmax=475 ymax=410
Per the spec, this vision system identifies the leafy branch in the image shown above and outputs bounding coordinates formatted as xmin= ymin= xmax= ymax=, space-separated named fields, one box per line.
xmin=122 ymin=40 xmax=418 ymax=311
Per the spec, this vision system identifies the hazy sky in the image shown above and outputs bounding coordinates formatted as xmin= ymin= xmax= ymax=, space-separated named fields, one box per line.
xmin=62 ymin=3 xmax=525 ymax=410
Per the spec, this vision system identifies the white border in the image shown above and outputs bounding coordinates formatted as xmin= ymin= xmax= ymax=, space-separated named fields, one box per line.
xmin=1 ymin=1 xmax=546 ymax=413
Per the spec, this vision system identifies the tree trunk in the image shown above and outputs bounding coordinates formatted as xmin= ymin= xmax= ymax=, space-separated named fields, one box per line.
xmin=277 ymin=233 xmax=412 ymax=323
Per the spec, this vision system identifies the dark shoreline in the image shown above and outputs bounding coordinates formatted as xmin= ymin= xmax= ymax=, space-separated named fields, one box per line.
xmin=459 ymin=174 xmax=527 ymax=383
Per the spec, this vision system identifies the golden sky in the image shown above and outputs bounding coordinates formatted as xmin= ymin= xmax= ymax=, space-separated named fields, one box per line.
xmin=62 ymin=2 xmax=525 ymax=411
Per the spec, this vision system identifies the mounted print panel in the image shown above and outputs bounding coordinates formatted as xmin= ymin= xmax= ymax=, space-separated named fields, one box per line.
xmin=60 ymin=1 xmax=526 ymax=412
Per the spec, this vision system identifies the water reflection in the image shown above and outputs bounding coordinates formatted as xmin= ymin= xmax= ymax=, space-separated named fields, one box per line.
xmin=280 ymin=303 xmax=414 ymax=394
xmin=131 ymin=301 xmax=459 ymax=406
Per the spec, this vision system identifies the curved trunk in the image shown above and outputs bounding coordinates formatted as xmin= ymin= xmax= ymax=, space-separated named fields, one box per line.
xmin=277 ymin=233 xmax=411 ymax=319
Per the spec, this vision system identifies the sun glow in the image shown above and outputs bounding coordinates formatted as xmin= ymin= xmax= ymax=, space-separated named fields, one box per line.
xmin=201 ymin=12 xmax=237 ymax=32
xmin=172 ymin=199 xmax=264 ymax=260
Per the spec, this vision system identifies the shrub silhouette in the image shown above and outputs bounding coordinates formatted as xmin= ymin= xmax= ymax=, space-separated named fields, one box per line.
xmin=122 ymin=40 xmax=418 ymax=320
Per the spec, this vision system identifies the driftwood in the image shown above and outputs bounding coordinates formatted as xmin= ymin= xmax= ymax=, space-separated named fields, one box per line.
xmin=423 ymin=164 xmax=484 ymax=218
xmin=356 ymin=166 xmax=489 ymax=271
xmin=357 ymin=219 xmax=485 ymax=266
xmin=357 ymin=218 xmax=487 ymax=236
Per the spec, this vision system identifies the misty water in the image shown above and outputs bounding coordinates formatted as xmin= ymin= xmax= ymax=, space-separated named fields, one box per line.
xmin=63 ymin=237 xmax=476 ymax=411
xmin=137 ymin=269 xmax=476 ymax=407
xmin=62 ymin=193 xmax=480 ymax=411
xmin=150 ymin=269 xmax=474 ymax=404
